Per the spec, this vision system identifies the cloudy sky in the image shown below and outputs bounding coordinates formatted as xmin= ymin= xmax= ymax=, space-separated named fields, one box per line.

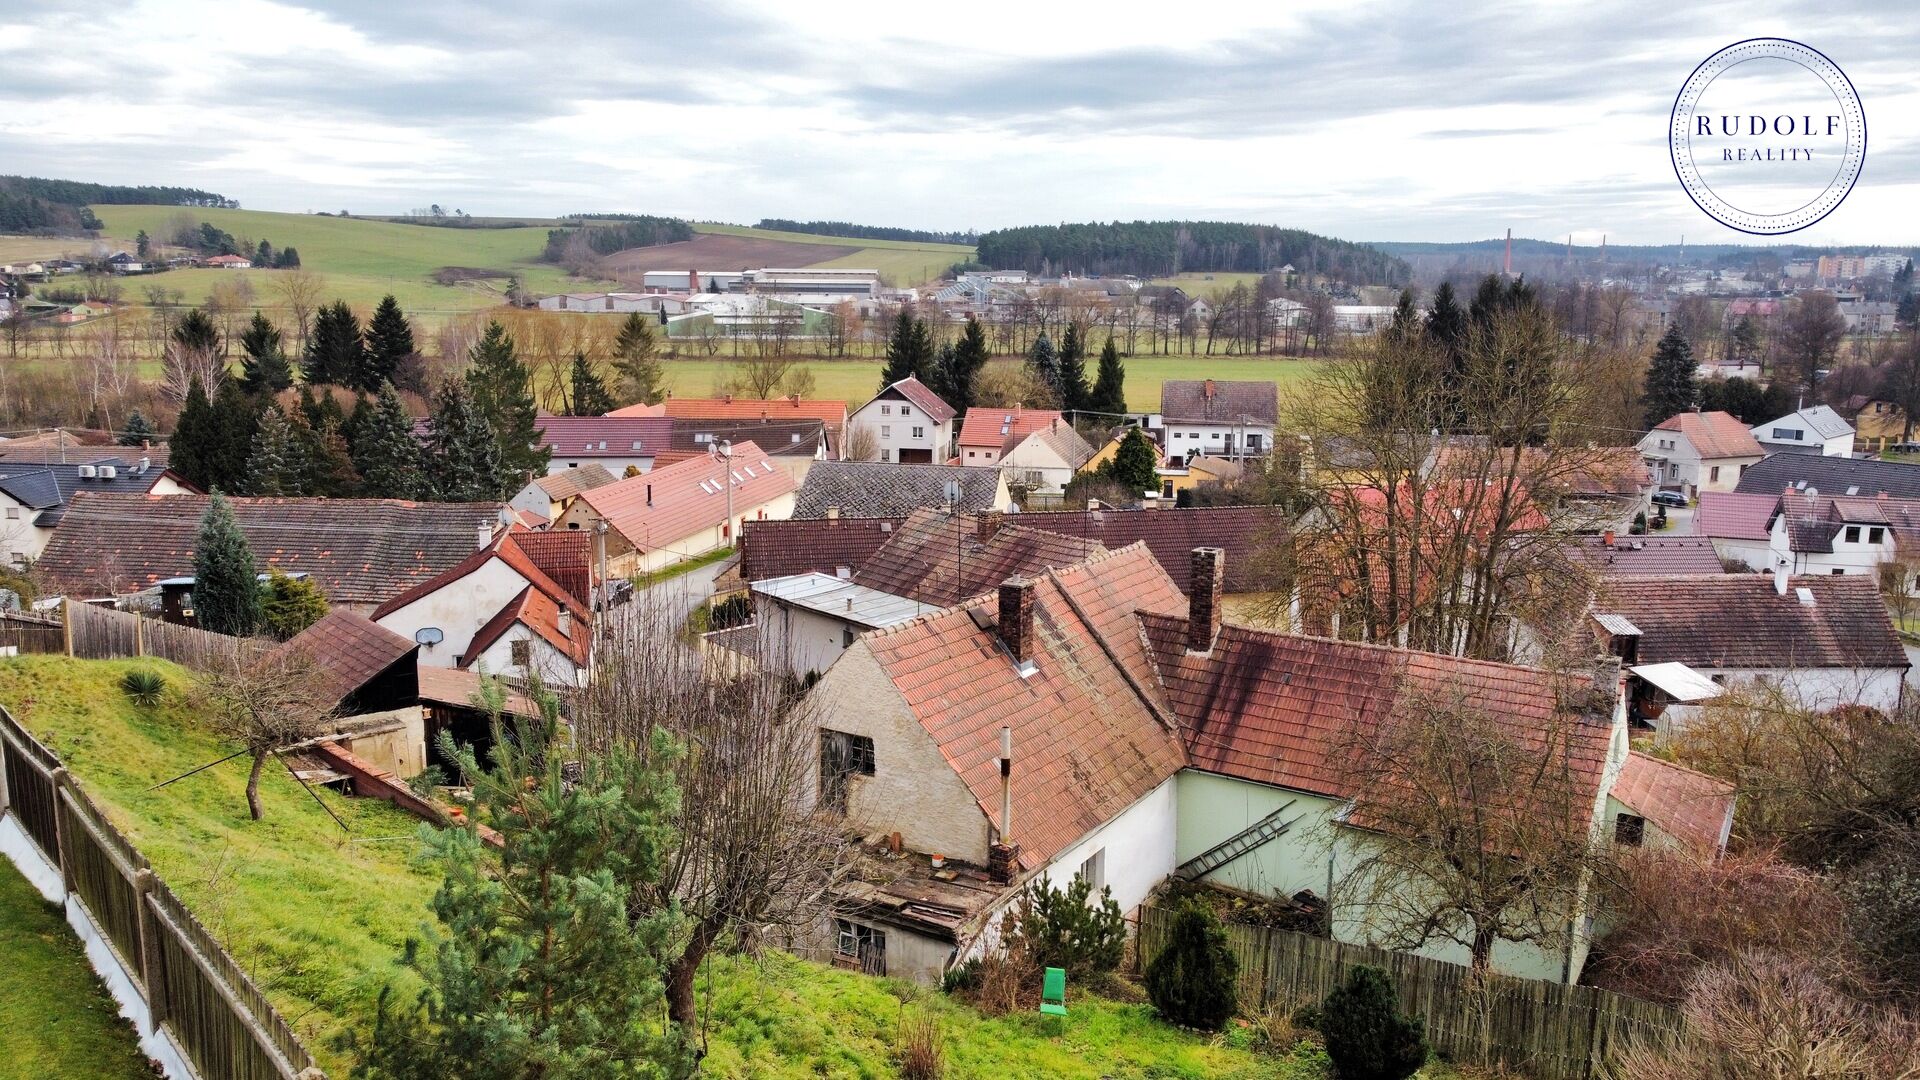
xmin=2 ymin=0 xmax=1915 ymax=245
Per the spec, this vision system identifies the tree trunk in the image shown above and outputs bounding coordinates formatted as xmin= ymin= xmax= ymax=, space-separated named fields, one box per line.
xmin=246 ymin=748 xmax=268 ymax=821
xmin=666 ymin=914 xmax=727 ymax=1028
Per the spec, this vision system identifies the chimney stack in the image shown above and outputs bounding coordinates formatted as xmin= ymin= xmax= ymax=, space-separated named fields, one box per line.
xmin=826 ymin=505 xmax=840 ymax=521
xmin=1188 ymin=547 xmax=1224 ymax=654
xmin=997 ymin=577 xmax=1034 ymax=663
xmin=476 ymin=522 xmax=494 ymax=550
xmin=976 ymin=510 xmax=1004 ymax=543
xmin=1774 ymin=557 xmax=1790 ymax=596
xmin=990 ymin=726 xmax=1020 ymax=884
xmin=1203 ymin=378 xmax=1216 ymax=401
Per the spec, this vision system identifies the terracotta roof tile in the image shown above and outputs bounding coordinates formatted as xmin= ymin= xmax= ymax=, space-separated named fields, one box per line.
xmin=577 ymin=440 xmax=797 ymax=552
xmin=264 ymin=610 xmax=416 ymax=707
xmin=1568 ymin=536 xmax=1726 ymax=577
xmin=534 ymin=415 xmax=673 ymax=458
xmin=1159 ymin=380 xmax=1279 ymax=426
xmin=854 ymin=509 xmax=1109 ymax=606
xmin=1004 ymin=506 xmax=1286 ymax=592
xmin=1652 ymin=410 xmax=1764 ymax=460
xmin=646 ymin=396 xmax=848 ymax=428
xmin=957 ymin=407 xmax=1064 ymax=452
xmin=1695 ymin=492 xmax=1777 ymax=542
xmin=1611 ymin=752 xmax=1735 ymax=855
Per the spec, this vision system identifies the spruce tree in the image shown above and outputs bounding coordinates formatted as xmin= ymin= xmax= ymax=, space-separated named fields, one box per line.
xmin=209 ymin=378 xmax=262 ymax=493
xmin=878 ymin=307 xmax=936 ymax=392
xmin=923 ymin=342 xmax=958 ymax=408
xmin=429 ymin=379 xmax=508 ymax=501
xmin=171 ymin=308 xmax=221 ymax=357
xmin=361 ymin=295 xmax=415 ymax=393
xmin=1643 ymin=322 xmax=1698 ymax=429
xmin=1086 ymin=338 xmax=1127 ymax=416
xmin=306 ymin=418 xmax=361 ymax=498
xmin=170 ymin=377 xmax=217 ymax=491
xmin=1427 ymin=281 xmax=1469 ymax=424
xmin=238 ymin=312 xmax=294 ymax=395
xmin=465 ymin=321 xmax=548 ymax=482
xmin=611 ymin=312 xmax=665 ymax=406
xmin=568 ymin=353 xmax=616 ymax=416
xmin=354 ymin=381 xmax=425 ymax=500
xmin=246 ymin=405 xmax=300 ymax=496
xmin=192 ymin=492 xmax=263 ymax=637
xmin=1025 ymin=333 xmax=1060 ymax=406
xmin=342 ymin=393 xmax=374 ymax=454
xmin=1320 ymin=966 xmax=1429 ymax=1080
xmin=1109 ymin=427 xmax=1159 ymax=495
xmin=303 ymin=300 xmax=366 ymax=386
xmin=1056 ymin=323 xmax=1089 ymax=410
xmin=119 ymin=410 xmax=157 ymax=447
xmin=1143 ymin=904 xmax=1238 ymax=1032
xmin=946 ymin=315 xmax=990 ymax=411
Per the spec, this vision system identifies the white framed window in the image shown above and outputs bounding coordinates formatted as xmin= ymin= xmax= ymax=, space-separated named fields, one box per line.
xmin=880 ymin=425 xmax=891 ymax=437
xmin=1078 ymin=848 xmax=1106 ymax=894
xmin=901 ymin=406 xmax=911 ymax=416
xmin=911 ymin=426 xmax=924 ymax=438
xmin=881 ymin=404 xmax=891 ymax=415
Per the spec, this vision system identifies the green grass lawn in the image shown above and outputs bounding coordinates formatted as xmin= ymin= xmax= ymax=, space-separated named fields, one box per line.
xmin=0 ymin=656 xmax=1403 ymax=1079
xmin=0 ymin=856 xmax=154 ymax=1080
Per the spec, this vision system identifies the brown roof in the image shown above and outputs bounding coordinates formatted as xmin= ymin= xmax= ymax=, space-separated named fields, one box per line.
xmin=1142 ymin=615 xmax=1608 ymax=802
xmin=1767 ymin=492 xmax=1920 ymax=554
xmin=1695 ymin=492 xmax=1777 ymax=542
xmin=532 ymin=464 xmax=619 ymax=501
xmin=1610 ymin=751 xmax=1735 ymax=855
xmin=1568 ymin=536 xmax=1726 ymax=577
xmin=1594 ymin=574 xmax=1908 ymax=670
xmin=509 ymin=530 xmax=594 ymax=606
xmin=575 ymin=440 xmax=797 ymax=552
xmin=860 ymin=544 xmax=1189 ymax=869
xmin=853 ymin=508 xmax=1109 ymax=606
xmin=1003 ymin=506 xmax=1286 ymax=592
xmin=1017 ymin=422 xmax=1097 ymax=470
xmin=535 ymin=415 xmax=672 ymax=458
xmin=667 ymin=418 xmax=826 ymax=458
xmin=1652 ymin=410 xmax=1763 ymax=460
xmin=264 ymin=610 xmax=416 ymax=708
xmin=957 ymin=407 xmax=1064 ymax=452
xmin=1159 ymin=380 xmax=1279 ymax=426
xmin=39 ymin=493 xmax=506 ymax=605
xmin=738 ymin=516 xmax=905 ymax=581
xmin=0 ymin=445 xmax=170 ymax=469
xmin=869 ymin=377 xmax=957 ymax=423
xmin=638 ymin=395 xmax=848 ymax=428
xmin=415 ymin=665 xmax=540 ymax=717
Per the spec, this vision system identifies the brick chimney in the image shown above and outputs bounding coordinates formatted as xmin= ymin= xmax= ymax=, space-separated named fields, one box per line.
xmin=976 ymin=510 xmax=1004 ymax=543
xmin=1203 ymin=378 xmax=1216 ymax=401
xmin=997 ymin=577 xmax=1034 ymax=663
xmin=1188 ymin=547 xmax=1224 ymax=654
xmin=826 ymin=505 xmax=840 ymax=521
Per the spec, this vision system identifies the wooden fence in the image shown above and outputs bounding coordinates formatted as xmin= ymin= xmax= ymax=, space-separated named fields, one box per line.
xmin=1136 ymin=905 xmax=1680 ymax=1080
xmin=63 ymin=600 xmax=270 ymax=669
xmin=0 ymin=706 xmax=321 ymax=1079
xmin=0 ymin=610 xmax=66 ymax=656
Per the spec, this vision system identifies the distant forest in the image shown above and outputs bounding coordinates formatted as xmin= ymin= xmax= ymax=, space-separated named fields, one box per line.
xmin=542 ymin=216 xmax=693 ymax=262
xmin=754 ymin=219 xmax=977 ymax=245
xmin=0 ymin=175 xmax=236 ymax=235
xmin=974 ymin=221 xmax=1410 ymax=285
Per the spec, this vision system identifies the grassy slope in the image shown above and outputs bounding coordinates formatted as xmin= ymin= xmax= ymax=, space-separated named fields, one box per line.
xmin=695 ymin=222 xmax=972 ymax=286
xmin=0 ymin=856 xmax=153 ymax=1080
xmin=0 ymin=656 xmax=1358 ymax=1080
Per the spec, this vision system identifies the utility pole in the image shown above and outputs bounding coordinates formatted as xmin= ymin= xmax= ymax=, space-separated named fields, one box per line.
xmin=710 ymin=439 xmax=734 ymax=550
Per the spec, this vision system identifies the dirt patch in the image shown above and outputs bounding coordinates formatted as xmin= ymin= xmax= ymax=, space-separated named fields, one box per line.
xmin=432 ymin=266 xmax=511 ymax=284
xmin=599 ymin=234 xmax=846 ymax=279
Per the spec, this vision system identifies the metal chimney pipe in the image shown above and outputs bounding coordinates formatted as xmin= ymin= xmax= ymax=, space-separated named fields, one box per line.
xmin=999 ymin=725 xmax=1013 ymax=844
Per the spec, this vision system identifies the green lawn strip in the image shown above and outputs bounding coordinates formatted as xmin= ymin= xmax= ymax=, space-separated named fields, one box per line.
xmin=0 ymin=855 xmax=154 ymax=1080
xmin=633 ymin=544 xmax=736 ymax=588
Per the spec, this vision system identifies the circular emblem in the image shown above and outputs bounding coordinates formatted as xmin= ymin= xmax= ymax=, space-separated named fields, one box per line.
xmin=1669 ymin=38 xmax=1865 ymax=235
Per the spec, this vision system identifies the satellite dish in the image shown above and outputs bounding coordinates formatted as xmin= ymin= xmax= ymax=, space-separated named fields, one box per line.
xmin=414 ymin=627 xmax=445 ymax=646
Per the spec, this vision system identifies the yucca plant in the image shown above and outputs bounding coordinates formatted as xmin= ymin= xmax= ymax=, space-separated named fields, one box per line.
xmin=120 ymin=668 xmax=166 ymax=708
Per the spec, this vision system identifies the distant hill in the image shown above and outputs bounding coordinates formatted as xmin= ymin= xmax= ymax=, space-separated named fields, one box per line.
xmin=0 ymin=175 xmax=236 ymax=235
xmin=974 ymin=220 xmax=1409 ymax=285
xmin=753 ymin=219 xmax=977 ymax=246
xmin=542 ymin=216 xmax=693 ymax=263
xmin=1368 ymin=237 xmax=1920 ymax=264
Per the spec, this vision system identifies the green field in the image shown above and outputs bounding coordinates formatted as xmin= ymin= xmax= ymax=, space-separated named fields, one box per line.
xmin=0 ymin=855 xmax=152 ymax=1079
xmin=0 ymin=656 xmax=1412 ymax=1079
xmin=694 ymin=222 xmax=973 ymax=287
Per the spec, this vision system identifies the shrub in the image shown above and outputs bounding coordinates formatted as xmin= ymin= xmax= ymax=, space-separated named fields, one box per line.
xmin=941 ymin=958 xmax=982 ymax=996
xmin=119 ymin=668 xmax=166 ymax=708
xmin=1012 ymin=873 xmax=1127 ymax=978
xmin=896 ymin=1010 xmax=945 ymax=1080
xmin=1319 ymin=965 xmax=1428 ymax=1080
xmin=1144 ymin=904 xmax=1238 ymax=1031
xmin=260 ymin=570 xmax=329 ymax=640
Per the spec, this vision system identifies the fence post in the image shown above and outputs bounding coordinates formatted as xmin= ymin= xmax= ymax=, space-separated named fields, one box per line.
xmin=48 ymin=767 xmax=72 ymax=894
xmin=132 ymin=869 xmax=167 ymax=1027
xmin=134 ymin=612 xmax=145 ymax=658
xmin=61 ymin=598 xmax=73 ymax=657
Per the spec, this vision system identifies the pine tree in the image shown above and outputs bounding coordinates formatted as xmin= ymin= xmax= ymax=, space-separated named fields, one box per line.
xmin=238 ymin=312 xmax=294 ymax=395
xmin=429 ymin=379 xmax=507 ymax=501
xmin=170 ymin=378 xmax=216 ymax=490
xmin=923 ymin=342 xmax=958 ymax=408
xmin=246 ymin=405 xmax=300 ymax=496
xmin=1144 ymin=904 xmax=1238 ymax=1032
xmin=260 ymin=571 xmax=328 ymax=641
xmin=568 ymin=353 xmax=616 ymax=416
xmin=342 ymin=393 xmax=373 ymax=454
xmin=119 ymin=410 xmax=157 ymax=447
xmin=209 ymin=378 xmax=263 ymax=493
xmin=306 ymin=418 xmax=361 ymax=498
xmin=171 ymin=308 xmax=221 ymax=357
xmin=303 ymin=300 xmax=365 ymax=386
xmin=1109 ymin=427 xmax=1159 ymax=495
xmin=1086 ymin=338 xmax=1127 ymax=416
xmin=1320 ymin=966 xmax=1429 ymax=1080
xmin=1643 ymin=322 xmax=1698 ymax=428
xmin=135 ymin=230 xmax=151 ymax=261
xmin=192 ymin=492 xmax=263 ymax=637
xmin=878 ymin=307 xmax=936 ymax=392
xmin=346 ymin=695 xmax=692 ymax=1078
xmin=360 ymin=295 xmax=415 ymax=393
xmin=465 ymin=321 xmax=548 ymax=482
xmin=945 ymin=315 xmax=990 ymax=411
xmin=1427 ymin=281 xmax=1469 ymax=424
xmin=611 ymin=312 xmax=664 ymax=406
xmin=1056 ymin=323 xmax=1089 ymax=411
xmin=353 ymin=381 xmax=425 ymax=500
xmin=1025 ymin=333 xmax=1060 ymax=406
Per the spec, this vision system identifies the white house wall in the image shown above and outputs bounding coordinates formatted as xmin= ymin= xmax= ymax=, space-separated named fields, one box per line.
xmin=1034 ymin=774 xmax=1179 ymax=918
xmin=1157 ymin=423 xmax=1275 ymax=461
xmin=758 ymin=597 xmax=861 ymax=680
xmin=374 ymin=556 xmax=527 ymax=668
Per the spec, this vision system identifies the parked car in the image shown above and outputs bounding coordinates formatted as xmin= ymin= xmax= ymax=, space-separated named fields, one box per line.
xmin=1651 ymin=490 xmax=1689 ymax=508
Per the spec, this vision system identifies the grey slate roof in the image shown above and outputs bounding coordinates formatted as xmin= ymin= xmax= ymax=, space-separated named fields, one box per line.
xmin=0 ymin=459 xmax=174 ymax=526
xmin=792 ymin=461 xmax=1001 ymax=519
xmin=1736 ymin=453 xmax=1920 ymax=501
xmin=1754 ymin=405 xmax=1853 ymax=441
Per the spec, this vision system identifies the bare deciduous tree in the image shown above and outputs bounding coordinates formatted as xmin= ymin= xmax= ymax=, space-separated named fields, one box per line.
xmin=196 ymin=649 xmax=339 ymax=821
xmin=272 ymin=268 xmax=325 ymax=350
xmin=840 ymin=423 xmax=878 ymax=462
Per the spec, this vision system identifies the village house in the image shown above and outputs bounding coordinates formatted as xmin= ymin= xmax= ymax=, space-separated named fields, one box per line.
xmin=1764 ymin=489 xmax=1920 ymax=585
xmin=1750 ymin=404 xmax=1854 ymax=458
xmin=847 ymin=377 xmax=957 ymax=464
xmin=1695 ymin=491 xmax=1781 ymax=570
xmin=553 ymin=440 xmax=796 ymax=575
xmin=616 ymin=394 xmax=850 ymax=447
xmin=1853 ymin=400 xmax=1914 ymax=453
xmin=1736 ymin=452 xmax=1920 ymax=502
xmin=508 ymin=463 xmax=620 ymax=525
xmin=955 ymin=406 xmax=1065 ymax=468
xmin=371 ymin=528 xmax=593 ymax=686
xmin=34 ymin=493 xmax=508 ymax=612
xmin=1149 ymin=380 xmax=1279 ymax=462
xmin=1637 ymin=410 xmax=1764 ymax=494
xmin=790 ymin=461 xmax=1010 ymax=520
xmin=668 ymin=419 xmax=828 ymax=483
xmin=1156 ymin=455 xmax=1244 ymax=501
xmin=534 ymin=415 xmax=673 ymax=474
xmin=0 ymin=457 xmax=194 ymax=567
xmin=800 ymin=544 xmax=1724 ymax=984
xmin=203 ymin=254 xmax=252 ymax=269
xmin=996 ymin=423 xmax=1097 ymax=501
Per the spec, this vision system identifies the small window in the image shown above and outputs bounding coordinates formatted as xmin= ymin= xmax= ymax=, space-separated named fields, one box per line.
xmin=819 ymin=729 xmax=875 ymax=813
xmin=880 ymin=425 xmax=891 ymax=437
xmin=832 ymin=918 xmax=887 ymax=975
xmin=1869 ymin=527 xmax=1885 ymax=544
xmin=1832 ymin=568 xmax=1845 ymax=575
xmin=1078 ymin=848 xmax=1106 ymax=894
xmin=901 ymin=406 xmax=911 ymax=416
xmin=1709 ymin=466 xmax=1720 ymax=482
xmin=1614 ymin=813 xmax=1646 ymax=846
xmin=912 ymin=426 xmax=925 ymax=438
xmin=510 ymin=640 xmax=531 ymax=666
xmin=881 ymin=404 xmax=891 ymax=415
xmin=842 ymin=626 xmax=856 ymax=648
xmin=967 ymin=451 xmax=976 ymax=458
xmin=3 ymin=507 xmax=16 ymax=520
xmin=880 ymin=449 xmax=891 ymax=462
xmin=1846 ymin=526 xmax=1861 ymax=543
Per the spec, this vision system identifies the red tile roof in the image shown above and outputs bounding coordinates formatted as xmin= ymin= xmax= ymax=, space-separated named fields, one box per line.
xmin=739 ymin=516 xmax=905 ymax=581
xmin=860 ymin=544 xmax=1189 ymax=869
xmin=1610 ymin=751 xmax=1735 ymax=855
xmin=509 ymin=530 xmax=595 ymax=607
xmin=264 ymin=610 xmax=416 ymax=708
xmin=1652 ymin=410 xmax=1764 ymax=460
xmin=575 ymin=440 xmax=797 ymax=552
xmin=1159 ymin=380 xmax=1279 ymax=426
xmin=1567 ymin=536 xmax=1726 ymax=577
xmin=853 ymin=509 xmax=1110 ymax=606
xmin=371 ymin=530 xmax=588 ymax=621
xmin=957 ymin=407 xmax=1065 ymax=452
xmin=463 ymin=583 xmax=590 ymax=668
xmin=1695 ymin=492 xmax=1777 ymax=542
xmin=1141 ymin=615 xmax=1609 ymax=804
xmin=1594 ymin=574 xmax=1907 ymax=670
xmin=870 ymin=377 xmax=957 ymax=423
xmin=644 ymin=395 xmax=848 ymax=429
xmin=38 ymin=493 xmax=506 ymax=604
